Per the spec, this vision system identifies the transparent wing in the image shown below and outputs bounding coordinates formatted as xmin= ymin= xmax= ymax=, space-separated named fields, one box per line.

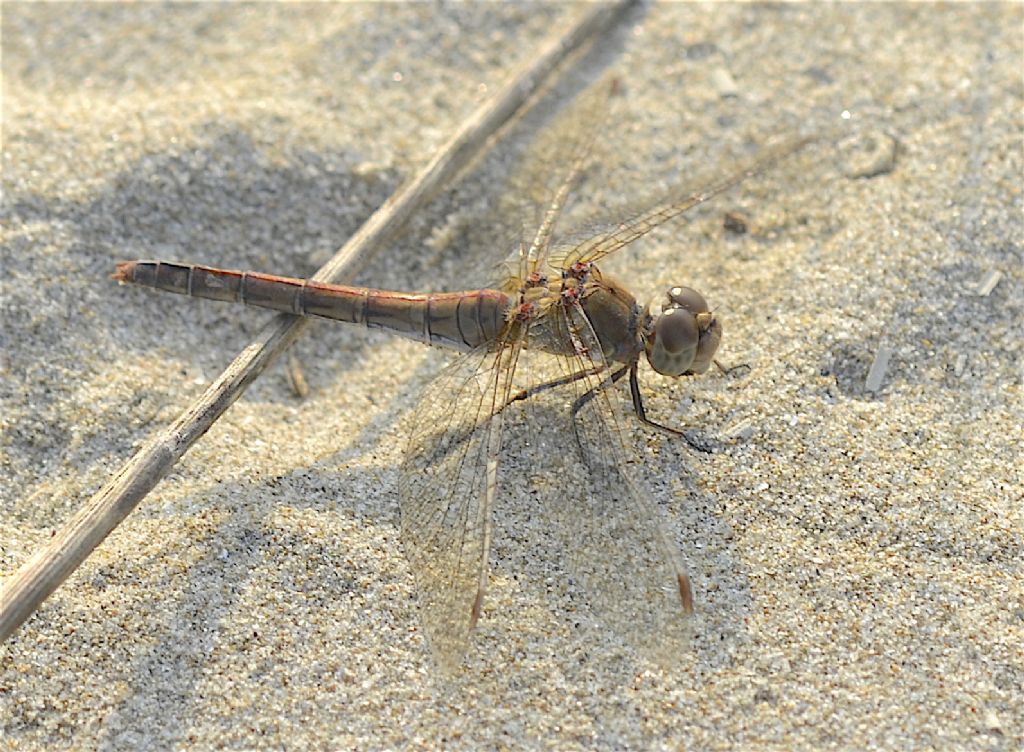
xmin=399 ymin=333 xmax=525 ymax=671
xmin=523 ymin=80 xmax=618 ymax=273
xmin=557 ymin=134 xmax=816 ymax=268
xmin=523 ymin=302 xmax=696 ymax=667
xmin=560 ymin=305 xmax=695 ymax=666
xmin=399 ymin=294 xmax=693 ymax=670
xmin=489 ymin=77 xmax=619 ymax=285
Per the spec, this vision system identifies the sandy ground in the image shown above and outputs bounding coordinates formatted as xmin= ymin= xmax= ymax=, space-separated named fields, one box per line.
xmin=2 ymin=3 xmax=1022 ymax=750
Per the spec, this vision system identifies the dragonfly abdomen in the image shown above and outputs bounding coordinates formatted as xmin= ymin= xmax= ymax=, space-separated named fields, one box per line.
xmin=114 ymin=260 xmax=510 ymax=351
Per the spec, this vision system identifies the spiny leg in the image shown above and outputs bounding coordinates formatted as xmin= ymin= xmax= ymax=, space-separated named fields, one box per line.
xmin=562 ymin=363 xmax=714 ymax=453
xmin=568 ymin=365 xmax=630 ymax=451
xmin=421 ymin=364 xmax=611 ymax=466
xmin=505 ymin=364 xmax=608 ymax=408
xmin=627 ymin=363 xmax=714 ymax=453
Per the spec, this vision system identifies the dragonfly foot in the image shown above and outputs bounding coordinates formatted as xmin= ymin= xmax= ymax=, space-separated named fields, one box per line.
xmin=627 ymin=363 xmax=717 ymax=453
xmin=714 ymin=359 xmax=751 ymax=378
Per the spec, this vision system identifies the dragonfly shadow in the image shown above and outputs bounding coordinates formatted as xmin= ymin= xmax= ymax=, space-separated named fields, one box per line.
xmin=81 ymin=375 xmax=756 ymax=749
xmin=91 ymin=463 xmax=414 ymax=749
xmin=82 ymin=126 xmax=396 ymax=355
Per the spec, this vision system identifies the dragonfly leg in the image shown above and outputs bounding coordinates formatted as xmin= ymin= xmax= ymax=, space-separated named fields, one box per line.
xmin=285 ymin=349 xmax=310 ymax=398
xmin=417 ymin=366 xmax=612 ymax=469
xmin=506 ymin=365 xmax=607 ymax=408
xmin=714 ymin=358 xmax=751 ymax=378
xmin=567 ymin=365 xmax=631 ymax=453
xmin=565 ymin=363 xmax=713 ymax=453
xmin=628 ymin=363 xmax=714 ymax=453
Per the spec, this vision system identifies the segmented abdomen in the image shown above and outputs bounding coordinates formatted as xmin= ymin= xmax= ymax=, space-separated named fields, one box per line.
xmin=114 ymin=260 xmax=511 ymax=351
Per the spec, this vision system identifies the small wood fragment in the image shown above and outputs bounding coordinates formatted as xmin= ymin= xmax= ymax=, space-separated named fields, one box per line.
xmin=286 ymin=350 xmax=310 ymax=398
xmin=723 ymin=211 xmax=748 ymax=234
xmin=710 ymin=67 xmax=739 ymax=98
xmin=954 ymin=353 xmax=967 ymax=378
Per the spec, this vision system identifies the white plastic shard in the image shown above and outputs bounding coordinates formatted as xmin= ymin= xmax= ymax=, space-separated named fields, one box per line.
xmin=974 ymin=268 xmax=1003 ymax=297
xmin=865 ymin=345 xmax=893 ymax=393
xmin=723 ymin=418 xmax=755 ymax=441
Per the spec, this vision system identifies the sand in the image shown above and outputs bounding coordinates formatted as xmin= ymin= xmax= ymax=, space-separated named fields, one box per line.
xmin=2 ymin=3 xmax=1021 ymax=750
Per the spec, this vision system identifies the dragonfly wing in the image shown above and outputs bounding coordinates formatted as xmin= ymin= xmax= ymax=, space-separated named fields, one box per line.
xmin=401 ymin=302 xmax=693 ymax=669
xmin=524 ymin=80 xmax=618 ymax=273
xmin=536 ymin=302 xmax=696 ymax=667
xmin=559 ymin=134 xmax=817 ymax=268
xmin=399 ymin=337 xmax=523 ymax=671
xmin=488 ymin=78 xmax=619 ymax=290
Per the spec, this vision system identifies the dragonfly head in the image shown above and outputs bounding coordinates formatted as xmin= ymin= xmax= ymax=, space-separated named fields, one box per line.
xmin=643 ymin=286 xmax=721 ymax=377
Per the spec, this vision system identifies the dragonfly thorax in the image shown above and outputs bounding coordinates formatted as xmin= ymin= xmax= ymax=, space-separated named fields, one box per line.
xmin=643 ymin=286 xmax=722 ymax=377
xmin=574 ymin=269 xmax=646 ymax=365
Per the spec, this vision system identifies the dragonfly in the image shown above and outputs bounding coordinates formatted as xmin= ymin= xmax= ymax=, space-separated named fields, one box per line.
xmin=115 ymin=110 xmax=811 ymax=669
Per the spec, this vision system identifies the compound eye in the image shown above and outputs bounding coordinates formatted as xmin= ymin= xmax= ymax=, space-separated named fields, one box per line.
xmin=667 ymin=286 xmax=709 ymax=315
xmin=647 ymin=307 xmax=699 ymax=376
xmin=656 ymin=308 xmax=699 ymax=354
